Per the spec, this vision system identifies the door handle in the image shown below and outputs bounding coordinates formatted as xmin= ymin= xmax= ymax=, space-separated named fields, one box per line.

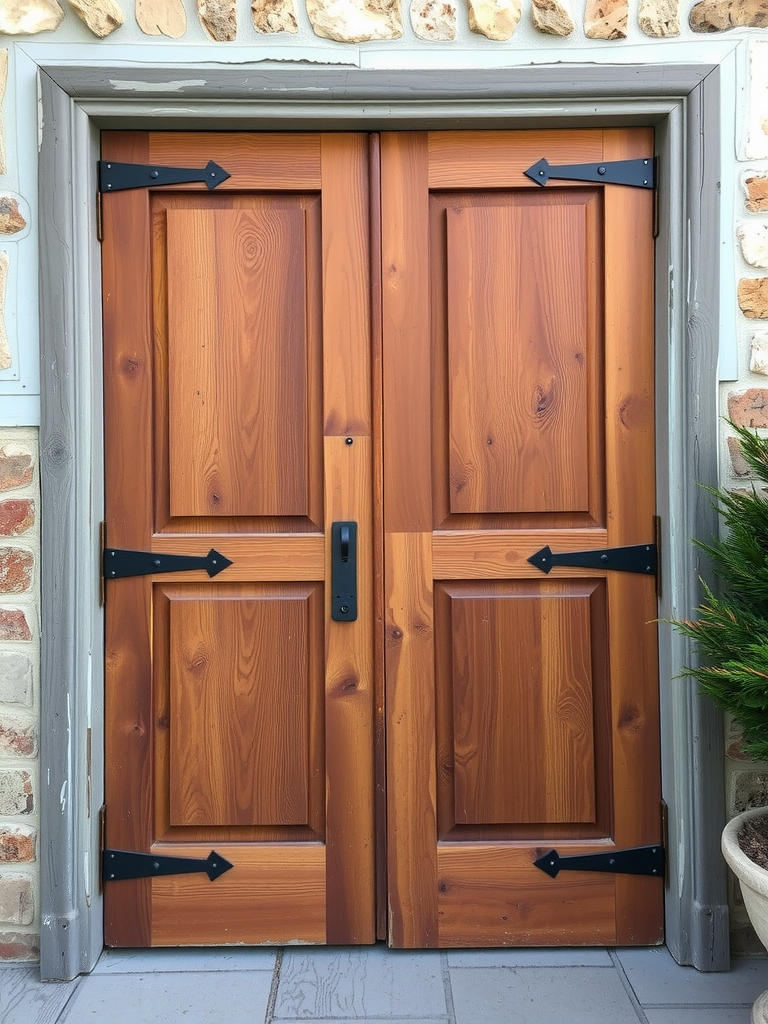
xmin=331 ymin=521 xmax=357 ymax=622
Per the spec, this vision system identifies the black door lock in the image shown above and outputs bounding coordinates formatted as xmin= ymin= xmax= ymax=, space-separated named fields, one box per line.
xmin=332 ymin=521 xmax=357 ymax=622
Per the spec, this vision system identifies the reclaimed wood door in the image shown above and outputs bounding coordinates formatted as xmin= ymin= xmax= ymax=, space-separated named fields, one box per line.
xmin=102 ymin=132 xmax=375 ymax=945
xmin=381 ymin=130 xmax=662 ymax=947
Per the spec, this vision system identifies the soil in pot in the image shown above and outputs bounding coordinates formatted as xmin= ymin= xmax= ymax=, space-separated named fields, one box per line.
xmin=740 ymin=814 xmax=768 ymax=870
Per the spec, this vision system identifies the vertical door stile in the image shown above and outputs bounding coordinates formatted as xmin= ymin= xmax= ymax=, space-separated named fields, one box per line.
xmin=368 ymin=132 xmax=390 ymax=943
xmin=321 ymin=134 xmax=376 ymax=944
xmin=601 ymin=129 xmax=661 ymax=944
xmin=102 ymin=130 xmax=154 ymax=948
xmin=381 ymin=133 xmax=440 ymax=948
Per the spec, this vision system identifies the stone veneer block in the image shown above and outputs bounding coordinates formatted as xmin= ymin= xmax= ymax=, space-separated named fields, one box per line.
xmin=0 ymin=769 xmax=33 ymax=816
xmin=0 ymin=198 xmax=26 ymax=237
xmin=198 ymin=0 xmax=237 ymax=37
xmin=67 ymin=0 xmax=125 ymax=35
xmin=0 ymin=824 xmax=36 ymax=863
xmin=0 ymin=0 xmax=64 ymax=34
xmin=746 ymin=174 xmax=768 ymax=213
xmin=531 ymin=0 xmax=573 ymax=35
xmin=0 ymin=876 xmax=34 ymax=927
xmin=638 ymin=0 xmax=679 ymax=34
xmin=739 ymin=278 xmax=768 ymax=318
xmin=0 ymin=500 xmax=34 ymax=537
xmin=306 ymin=0 xmax=403 ymax=40
xmin=584 ymin=0 xmax=627 ymax=37
xmin=411 ymin=0 xmax=456 ymax=38
xmin=738 ymin=222 xmax=768 ymax=268
xmin=0 ymin=652 xmax=33 ymax=704
xmin=0 ymin=548 xmax=33 ymax=593
xmin=251 ymin=0 xmax=298 ymax=31
xmin=0 ymin=52 xmax=6 ymax=177
xmin=750 ymin=331 xmax=768 ymax=375
xmin=728 ymin=387 xmax=768 ymax=427
xmin=0 ymin=450 xmax=33 ymax=492
xmin=690 ymin=0 xmax=768 ymax=30
xmin=0 ymin=253 xmax=10 ymax=372
xmin=0 ymin=718 xmax=37 ymax=757
xmin=727 ymin=435 xmax=755 ymax=477
xmin=469 ymin=0 xmax=520 ymax=37
xmin=0 ymin=930 xmax=38 ymax=960
xmin=734 ymin=770 xmax=768 ymax=812
xmin=135 ymin=0 xmax=187 ymax=35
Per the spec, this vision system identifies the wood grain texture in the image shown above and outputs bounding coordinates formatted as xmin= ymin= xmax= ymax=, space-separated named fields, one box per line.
xmin=436 ymin=844 xmax=617 ymax=946
xmin=102 ymin=130 xmax=154 ymax=947
xmin=321 ymin=135 xmax=372 ymax=436
xmin=104 ymin=131 xmax=374 ymax=947
xmin=428 ymin=130 xmax=605 ymax=188
xmin=384 ymin=128 xmax=661 ymax=948
xmin=369 ymin=134 xmax=389 ymax=942
xmin=601 ymin=128 xmax=662 ymax=945
xmin=441 ymin=581 xmax=598 ymax=827
xmin=166 ymin=202 xmax=311 ymax=518
xmin=151 ymin=844 xmax=326 ymax=945
xmin=168 ymin=588 xmax=316 ymax=828
xmin=385 ymin=531 xmax=438 ymax=947
xmin=148 ymin=132 xmax=322 ymax=190
xmin=381 ymin=133 xmax=433 ymax=535
xmin=445 ymin=199 xmax=590 ymax=515
xmin=147 ymin=534 xmax=325 ymax=580
xmin=324 ymin=436 xmax=375 ymax=944
xmin=432 ymin=529 xmax=608 ymax=578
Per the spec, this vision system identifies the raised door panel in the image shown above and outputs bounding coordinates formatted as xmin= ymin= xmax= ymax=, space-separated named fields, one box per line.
xmin=103 ymin=131 xmax=374 ymax=947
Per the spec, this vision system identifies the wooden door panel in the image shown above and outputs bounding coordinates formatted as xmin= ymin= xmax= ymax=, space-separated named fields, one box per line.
xmin=383 ymin=128 xmax=661 ymax=948
xmin=432 ymin=189 xmax=604 ymax=532
xmin=436 ymin=580 xmax=602 ymax=829
xmin=444 ymin=195 xmax=596 ymax=517
xmin=103 ymin=131 xmax=374 ymax=947
xmin=166 ymin=202 xmax=314 ymax=519
xmin=167 ymin=586 xmax=320 ymax=830
xmin=150 ymin=845 xmax=326 ymax=945
xmin=436 ymin=845 xmax=617 ymax=946
xmin=155 ymin=192 xmax=323 ymax=534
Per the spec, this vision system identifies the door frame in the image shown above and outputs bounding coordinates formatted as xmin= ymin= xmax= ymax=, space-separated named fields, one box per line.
xmin=36 ymin=58 xmax=727 ymax=979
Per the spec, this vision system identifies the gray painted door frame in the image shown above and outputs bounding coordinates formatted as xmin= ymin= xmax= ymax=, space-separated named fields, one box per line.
xmin=37 ymin=60 xmax=727 ymax=979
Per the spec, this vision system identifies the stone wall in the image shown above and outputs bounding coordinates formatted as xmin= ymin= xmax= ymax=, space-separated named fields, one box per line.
xmin=0 ymin=428 xmax=39 ymax=961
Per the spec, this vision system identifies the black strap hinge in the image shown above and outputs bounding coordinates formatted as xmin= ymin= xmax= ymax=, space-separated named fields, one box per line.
xmin=103 ymin=849 xmax=233 ymax=882
xmin=528 ymin=543 xmax=657 ymax=576
xmin=103 ymin=547 xmax=232 ymax=580
xmin=98 ymin=160 xmax=231 ymax=193
xmin=534 ymin=844 xmax=665 ymax=878
xmin=524 ymin=157 xmax=656 ymax=189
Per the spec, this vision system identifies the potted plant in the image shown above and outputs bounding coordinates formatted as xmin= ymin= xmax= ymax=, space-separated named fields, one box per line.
xmin=672 ymin=421 xmax=768 ymax=1023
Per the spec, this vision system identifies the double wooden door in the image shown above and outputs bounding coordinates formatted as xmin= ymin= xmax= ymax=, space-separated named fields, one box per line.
xmin=102 ymin=128 xmax=662 ymax=948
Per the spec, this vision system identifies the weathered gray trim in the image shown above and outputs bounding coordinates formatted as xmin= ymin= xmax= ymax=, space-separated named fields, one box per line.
xmin=654 ymin=66 xmax=729 ymax=971
xmin=37 ymin=60 xmax=728 ymax=979
xmin=39 ymin=68 xmax=105 ymax=982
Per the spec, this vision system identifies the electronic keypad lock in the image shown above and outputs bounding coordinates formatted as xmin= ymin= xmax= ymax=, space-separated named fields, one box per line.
xmin=331 ymin=521 xmax=357 ymax=622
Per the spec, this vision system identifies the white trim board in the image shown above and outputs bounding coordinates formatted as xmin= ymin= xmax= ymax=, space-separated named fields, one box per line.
xmin=37 ymin=61 xmax=728 ymax=980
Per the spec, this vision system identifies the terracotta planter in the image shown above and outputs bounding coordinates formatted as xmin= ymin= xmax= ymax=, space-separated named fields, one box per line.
xmin=722 ymin=807 xmax=768 ymax=1024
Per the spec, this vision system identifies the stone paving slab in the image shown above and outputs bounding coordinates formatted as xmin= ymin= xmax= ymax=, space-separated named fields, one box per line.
xmin=616 ymin=948 xmax=768 ymax=1005
xmin=275 ymin=947 xmax=447 ymax=1019
xmin=0 ymin=964 xmax=76 ymax=1024
xmin=93 ymin=946 xmax=278 ymax=973
xmin=643 ymin=1009 xmax=752 ymax=1024
xmin=57 ymin=971 xmax=273 ymax=1023
xmin=450 ymin=965 xmax=643 ymax=1024
xmin=447 ymin=948 xmax=613 ymax=967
